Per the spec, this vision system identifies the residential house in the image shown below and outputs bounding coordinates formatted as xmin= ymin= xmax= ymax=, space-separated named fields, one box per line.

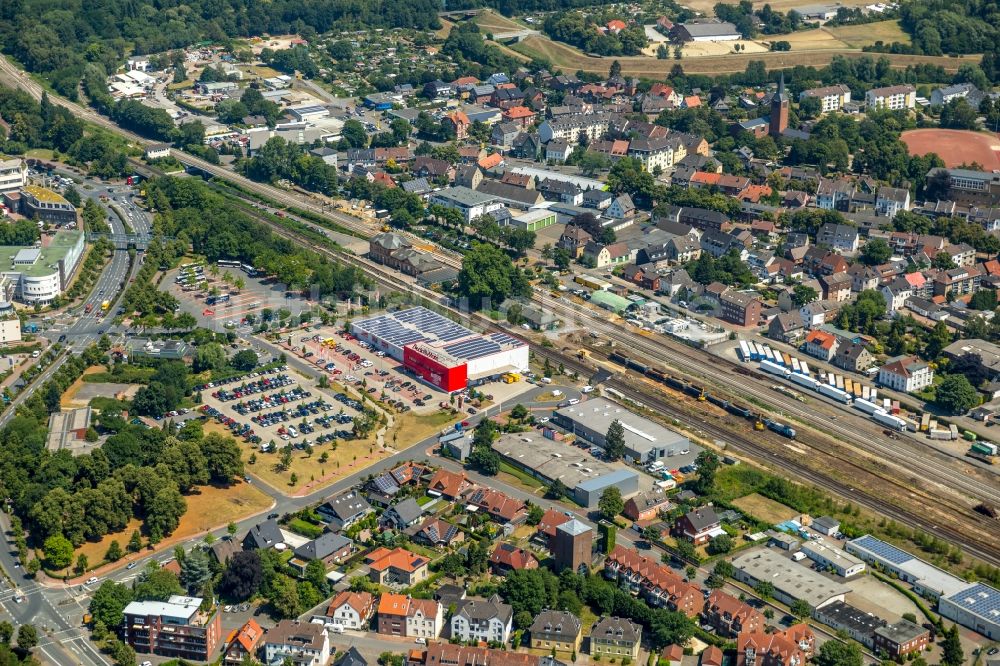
xmin=816 ymin=178 xmax=855 ymax=211
xmin=455 ymin=165 xmax=483 ymax=190
xmin=290 ymin=533 xmax=353 ymax=573
xmin=414 ymin=516 xmax=465 ymax=548
xmin=451 ymin=596 xmax=514 ymax=644
xmin=367 ymin=547 xmax=430 ymax=586
xmin=657 ymin=205 xmax=731 ymax=233
xmin=537 ymin=178 xmax=582 ymax=205
xmin=317 ymin=491 xmax=372 ymax=531
xmin=702 ymin=647 xmax=724 ymax=666
xmin=934 ymin=266 xmax=981 ymax=298
xmin=704 ymin=591 xmax=766 ymax=638
xmin=880 ymin=278 xmax=913 ymax=315
xmin=504 ymin=106 xmax=536 ymax=129
xmin=832 ymin=342 xmax=874 ymax=373
xmin=490 ymin=543 xmax=540 ymax=575
xmin=799 ymin=85 xmax=851 ymax=113
xmin=545 ymin=141 xmax=573 ymax=163
xmin=820 ymin=273 xmax=853 ymax=302
xmin=529 ymin=610 xmax=582 ymax=654
xmin=865 ymin=85 xmax=916 ymax=110
xmin=510 ymin=133 xmax=541 ymax=160
xmin=383 ymin=498 xmax=424 ymax=530
xmin=466 ymin=488 xmax=528 ymax=524
xmin=623 ymin=492 xmax=672 ymax=522
xmin=941 ymin=242 xmax=976 ymax=267
xmin=491 ymin=122 xmax=521 ymax=149
xmin=583 ymin=189 xmax=614 ymax=209
xmin=604 ymin=545 xmax=706 ymax=617
xmin=817 ymin=223 xmax=860 ymax=253
xmin=338 ymin=647 xmax=370 ymax=666
xmin=407 ymin=598 xmax=444 ymax=639
xmin=622 ymin=265 xmax=661 ymax=291
xmin=736 ymin=625 xmax=815 ymax=666
xmin=426 ymin=469 xmax=471 ymax=500
xmin=263 ymin=620 xmax=331 ymax=666
xmin=444 ymin=111 xmax=471 ymax=140
xmin=628 ymin=137 xmax=677 ymax=172
xmin=878 ymin=355 xmax=933 ymax=393
xmin=876 ymin=187 xmax=910 ymax=218
xmin=558 ymin=226 xmax=593 ymax=259
xmin=608 ymin=194 xmax=636 ymax=219
xmin=322 ymin=591 xmax=375 ymax=630
xmin=768 ymin=312 xmax=805 ymax=343
xmin=720 ymin=290 xmax=762 ymax=327
xmin=590 ymin=617 xmax=643 ymax=660
xmin=930 ymin=83 xmax=981 ymax=108
xmin=223 ymin=620 xmax=264 ymax=666
xmin=848 ymin=264 xmax=881 ymax=292
xmin=799 ymin=301 xmax=839 ymax=328
xmin=243 ymin=519 xmax=283 ymax=550
xmin=584 ymin=241 xmax=632 ymax=268
xmin=675 ymin=507 xmax=722 ymax=545
xmin=413 ymin=157 xmax=455 ymax=183
xmin=701 ymin=230 xmax=748 ymax=260
xmin=803 ymin=329 xmax=839 ymax=361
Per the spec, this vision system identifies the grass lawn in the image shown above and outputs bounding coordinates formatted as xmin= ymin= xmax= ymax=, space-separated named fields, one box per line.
xmin=70 ymin=481 xmax=271 ymax=572
xmin=732 ymin=493 xmax=798 ymax=525
xmin=498 ymin=462 xmax=546 ymax=495
xmin=219 ymin=419 xmax=391 ymax=496
xmin=472 ymin=10 xmax=528 ymax=33
xmin=388 ymin=410 xmax=460 ymax=448
xmin=416 ymin=495 xmax=435 ymax=506
xmin=826 ymin=20 xmax=910 ymax=47
xmin=532 ymin=391 xmax=566 ymax=403
xmin=24 ymin=149 xmax=56 ymax=160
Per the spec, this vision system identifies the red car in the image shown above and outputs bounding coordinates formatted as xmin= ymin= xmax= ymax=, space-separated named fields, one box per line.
xmin=203 ymin=309 xmax=215 ymax=316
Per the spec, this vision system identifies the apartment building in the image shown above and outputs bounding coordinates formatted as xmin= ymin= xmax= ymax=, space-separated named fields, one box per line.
xmin=865 ymin=85 xmax=916 ymax=110
xmin=798 ymin=85 xmax=851 ymax=113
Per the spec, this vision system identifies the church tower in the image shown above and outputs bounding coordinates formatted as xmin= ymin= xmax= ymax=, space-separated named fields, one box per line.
xmin=769 ymin=72 xmax=789 ymax=138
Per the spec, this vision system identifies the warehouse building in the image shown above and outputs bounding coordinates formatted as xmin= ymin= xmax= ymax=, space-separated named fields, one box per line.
xmin=732 ymin=549 xmax=850 ymax=610
xmin=846 ymin=535 xmax=972 ymax=600
xmin=551 ymin=397 xmax=696 ymax=464
xmin=938 ymin=583 xmax=1000 ymax=640
xmin=351 ymin=307 xmax=528 ymax=392
xmin=491 ymin=433 xmax=640 ymax=508
xmin=813 ymin=601 xmax=884 ymax=648
xmin=799 ymin=540 xmax=866 ymax=577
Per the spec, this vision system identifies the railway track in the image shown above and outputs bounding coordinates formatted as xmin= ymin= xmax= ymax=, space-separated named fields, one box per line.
xmin=5 ymin=56 xmax=997 ymax=564
xmin=206 ymin=187 xmax=1000 ymax=566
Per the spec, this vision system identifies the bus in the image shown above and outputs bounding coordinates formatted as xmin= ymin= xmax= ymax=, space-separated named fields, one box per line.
xmin=240 ymin=263 xmax=257 ymax=277
xmin=218 ymin=260 xmax=240 ymax=269
xmin=206 ymin=294 xmax=231 ymax=305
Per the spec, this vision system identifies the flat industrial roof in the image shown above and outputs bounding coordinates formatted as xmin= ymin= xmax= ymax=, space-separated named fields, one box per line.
xmin=732 ymin=548 xmax=851 ymax=608
xmin=555 ymin=397 xmax=689 ymax=456
xmin=942 ymin=582 xmax=1000 ymax=621
xmin=491 ymin=432 xmax=639 ymax=491
xmin=846 ymin=535 xmax=972 ymax=597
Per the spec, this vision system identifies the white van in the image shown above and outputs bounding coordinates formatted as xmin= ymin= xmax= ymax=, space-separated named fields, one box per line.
xmin=327 ymin=624 xmax=345 ymax=634
xmin=540 ymin=377 xmax=552 ymax=384
xmin=648 ymin=461 xmax=665 ymax=473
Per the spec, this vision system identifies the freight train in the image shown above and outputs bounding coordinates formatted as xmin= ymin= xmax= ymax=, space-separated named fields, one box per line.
xmin=606 ymin=351 xmax=796 ymax=439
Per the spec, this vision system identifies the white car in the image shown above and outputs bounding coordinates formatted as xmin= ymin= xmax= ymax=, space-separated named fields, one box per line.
xmin=86 ymin=576 xmax=99 ymax=585
xmin=568 ymin=398 xmax=580 ymax=405
xmin=414 ymin=637 xmax=427 ymax=645
xmin=581 ymin=385 xmax=594 ymax=394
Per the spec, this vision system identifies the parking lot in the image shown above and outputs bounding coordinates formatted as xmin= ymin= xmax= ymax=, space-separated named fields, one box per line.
xmin=280 ymin=326 xmax=449 ymax=415
xmin=164 ymin=262 xmax=314 ymax=333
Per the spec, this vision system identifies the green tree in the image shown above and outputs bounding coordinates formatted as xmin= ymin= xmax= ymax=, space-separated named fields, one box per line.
xmin=694 ymin=450 xmax=720 ymax=494
xmin=134 ymin=567 xmax=183 ymax=601
xmin=604 ymin=420 xmax=626 ymax=461
xmin=935 ymin=374 xmax=979 ymax=414
xmin=89 ymin=581 xmax=134 ymax=628
xmin=706 ymin=534 xmax=733 ymax=555
xmin=457 ymin=243 xmax=530 ymax=310
xmin=598 ymin=486 xmax=624 ymax=521
xmin=74 ymin=553 xmax=89 ymax=575
xmin=0 ymin=621 xmax=12 ymax=645
xmin=815 ymin=640 xmax=863 ymax=666
xmin=43 ymin=534 xmax=74 ymax=569
xmin=15 ymin=624 xmax=37 ymax=652
xmin=941 ymin=624 xmax=964 ymax=666
xmin=860 ymin=238 xmax=892 ymax=265
xmin=202 ymin=432 xmax=245 ymax=484
xmin=754 ymin=580 xmax=775 ymax=599
xmin=791 ymin=284 xmax=818 ymax=307
xmin=193 ymin=342 xmax=227 ymax=372
xmin=180 ymin=548 xmax=212 ymax=592
xmin=649 ymin=610 xmax=693 ymax=649
xmin=128 ymin=530 xmax=142 ymax=553
xmin=790 ymin=598 xmax=813 ymax=619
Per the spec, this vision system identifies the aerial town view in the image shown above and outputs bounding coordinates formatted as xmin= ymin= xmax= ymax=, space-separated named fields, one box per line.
xmin=0 ymin=0 xmax=999 ymax=665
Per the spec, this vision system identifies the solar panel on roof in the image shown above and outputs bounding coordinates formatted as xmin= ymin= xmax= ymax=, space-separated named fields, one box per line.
xmin=852 ymin=535 xmax=912 ymax=565
xmin=946 ymin=582 xmax=1000 ymax=617
xmin=444 ymin=337 xmax=502 ymax=360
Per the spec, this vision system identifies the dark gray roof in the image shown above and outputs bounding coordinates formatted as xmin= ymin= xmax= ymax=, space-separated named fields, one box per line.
xmin=388 ymin=498 xmax=424 ymax=525
xmin=244 ymin=518 xmax=283 ymax=549
xmin=322 ymin=491 xmax=372 ymax=521
xmin=684 ymin=507 xmax=719 ymax=532
xmin=531 ymin=610 xmax=581 ymax=639
xmin=592 ymin=616 xmax=642 ymax=643
xmin=337 ymin=647 xmax=369 ymax=666
xmin=455 ymin=595 xmax=513 ymax=624
xmin=293 ymin=532 xmax=353 ymax=561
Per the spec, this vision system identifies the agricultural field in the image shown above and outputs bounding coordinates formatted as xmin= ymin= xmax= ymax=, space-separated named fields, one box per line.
xmin=778 ymin=20 xmax=911 ymax=51
xmin=507 ymin=34 xmax=977 ymax=75
xmin=682 ymin=0 xmax=871 ymax=14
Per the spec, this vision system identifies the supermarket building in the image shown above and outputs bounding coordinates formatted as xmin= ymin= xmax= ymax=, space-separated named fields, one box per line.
xmin=351 ymin=307 xmax=529 ymax=392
